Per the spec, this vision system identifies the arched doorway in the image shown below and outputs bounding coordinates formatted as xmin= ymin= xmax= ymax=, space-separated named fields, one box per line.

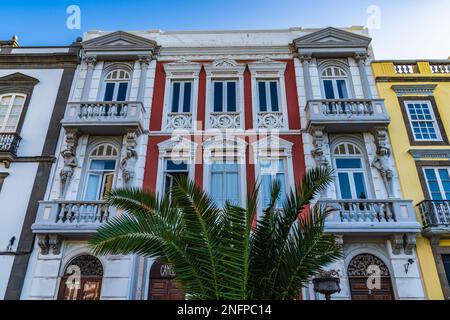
xmin=148 ymin=260 xmax=185 ymax=300
xmin=58 ymin=255 xmax=103 ymax=300
xmin=348 ymin=254 xmax=395 ymax=300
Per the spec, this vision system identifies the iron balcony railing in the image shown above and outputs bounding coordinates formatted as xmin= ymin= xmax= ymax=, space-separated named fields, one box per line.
xmin=0 ymin=133 xmax=21 ymax=155
xmin=417 ymin=200 xmax=450 ymax=228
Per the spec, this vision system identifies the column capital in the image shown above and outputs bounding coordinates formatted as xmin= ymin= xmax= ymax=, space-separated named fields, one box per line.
xmin=138 ymin=55 xmax=152 ymax=67
xmin=354 ymin=52 xmax=369 ymax=65
xmin=298 ymin=53 xmax=313 ymax=64
xmin=83 ymin=55 xmax=97 ymax=68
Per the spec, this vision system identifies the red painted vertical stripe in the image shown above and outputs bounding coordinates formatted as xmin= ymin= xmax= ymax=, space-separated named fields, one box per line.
xmin=244 ymin=67 xmax=253 ymax=130
xmin=197 ymin=67 xmax=206 ymax=130
xmin=143 ymin=136 xmax=169 ymax=193
xmin=149 ymin=62 xmax=166 ymax=132
xmin=284 ymin=60 xmax=301 ymax=130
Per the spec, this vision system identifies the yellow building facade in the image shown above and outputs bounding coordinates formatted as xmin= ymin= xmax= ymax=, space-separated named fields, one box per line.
xmin=373 ymin=60 xmax=450 ymax=300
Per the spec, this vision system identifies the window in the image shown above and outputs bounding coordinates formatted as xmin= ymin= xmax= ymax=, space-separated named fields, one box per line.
xmin=424 ymin=168 xmax=450 ymax=200
xmin=443 ymin=255 xmax=450 ymax=290
xmin=333 ymin=142 xmax=368 ymax=200
xmin=164 ymin=160 xmax=189 ymax=199
xmin=257 ymin=80 xmax=280 ymax=112
xmin=404 ymin=101 xmax=441 ymax=141
xmin=103 ymin=69 xmax=130 ymax=102
xmin=84 ymin=144 xmax=119 ymax=201
xmin=213 ymin=80 xmax=237 ymax=112
xmin=0 ymin=94 xmax=26 ymax=132
xmin=260 ymin=159 xmax=286 ymax=208
xmin=321 ymin=66 xmax=349 ymax=99
xmin=210 ymin=160 xmax=240 ymax=207
xmin=170 ymin=81 xmax=192 ymax=113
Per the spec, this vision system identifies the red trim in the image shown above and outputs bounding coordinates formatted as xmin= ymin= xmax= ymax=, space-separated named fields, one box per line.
xmin=284 ymin=60 xmax=301 ymax=130
xmin=143 ymin=136 xmax=170 ymax=193
xmin=149 ymin=62 xmax=166 ymax=132
xmin=197 ymin=67 xmax=206 ymax=130
xmin=244 ymin=67 xmax=253 ymax=130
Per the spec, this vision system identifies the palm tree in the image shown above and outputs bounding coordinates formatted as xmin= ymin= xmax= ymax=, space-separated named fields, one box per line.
xmin=89 ymin=166 xmax=341 ymax=300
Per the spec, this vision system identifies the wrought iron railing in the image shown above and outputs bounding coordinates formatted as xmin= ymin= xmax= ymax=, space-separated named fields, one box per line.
xmin=417 ymin=200 xmax=450 ymax=228
xmin=0 ymin=133 xmax=21 ymax=155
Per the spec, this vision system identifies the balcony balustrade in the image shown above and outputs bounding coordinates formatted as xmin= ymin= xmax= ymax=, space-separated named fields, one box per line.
xmin=32 ymin=200 xmax=116 ymax=237
xmin=321 ymin=199 xmax=421 ymax=234
xmin=393 ymin=64 xmax=418 ymax=74
xmin=417 ymin=200 xmax=450 ymax=237
xmin=430 ymin=64 xmax=450 ymax=74
xmin=0 ymin=133 xmax=21 ymax=167
xmin=305 ymin=99 xmax=390 ymax=132
xmin=62 ymin=101 xmax=145 ymax=134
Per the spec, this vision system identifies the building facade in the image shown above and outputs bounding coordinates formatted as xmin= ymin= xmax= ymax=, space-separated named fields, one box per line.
xmin=293 ymin=27 xmax=425 ymax=300
xmin=0 ymin=37 xmax=80 ymax=299
xmin=373 ymin=60 xmax=450 ymax=300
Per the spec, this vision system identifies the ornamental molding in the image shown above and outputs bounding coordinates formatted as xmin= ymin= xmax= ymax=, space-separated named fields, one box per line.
xmin=248 ymin=57 xmax=287 ymax=76
xmin=252 ymin=135 xmax=293 ymax=158
xmin=409 ymin=149 xmax=450 ymax=160
xmin=391 ymin=84 xmax=437 ymax=96
xmin=163 ymin=58 xmax=202 ymax=78
xmin=347 ymin=254 xmax=390 ymax=277
xmin=0 ymin=72 xmax=39 ymax=86
xmin=158 ymin=136 xmax=197 ymax=158
xmin=203 ymin=136 xmax=247 ymax=160
xmin=204 ymin=58 xmax=246 ymax=77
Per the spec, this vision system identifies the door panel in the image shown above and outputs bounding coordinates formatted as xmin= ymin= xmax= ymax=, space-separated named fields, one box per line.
xmin=149 ymin=278 xmax=185 ymax=300
xmin=349 ymin=277 xmax=394 ymax=300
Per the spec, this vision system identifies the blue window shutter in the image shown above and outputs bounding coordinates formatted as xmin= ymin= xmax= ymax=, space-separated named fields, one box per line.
xmin=103 ymin=83 xmax=115 ymax=101
xmin=258 ymin=82 xmax=267 ymax=112
xmin=214 ymin=82 xmax=223 ymax=112
xmin=171 ymin=83 xmax=181 ymax=112
xmin=338 ymin=173 xmax=352 ymax=199
xmin=323 ymin=80 xmax=335 ymax=99
xmin=336 ymin=80 xmax=348 ymax=99
xmin=270 ymin=82 xmax=279 ymax=111
xmin=117 ymin=83 xmax=128 ymax=101
xmin=183 ymin=82 xmax=192 ymax=112
xmin=227 ymin=82 xmax=237 ymax=112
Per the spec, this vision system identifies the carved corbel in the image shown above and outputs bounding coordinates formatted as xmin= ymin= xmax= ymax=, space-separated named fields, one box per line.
xmin=391 ymin=234 xmax=404 ymax=255
xmin=120 ymin=129 xmax=139 ymax=187
xmin=59 ymin=129 xmax=79 ymax=198
xmin=404 ymin=234 xmax=417 ymax=255
xmin=37 ymin=235 xmax=50 ymax=255
xmin=354 ymin=52 xmax=369 ymax=66
xmin=37 ymin=234 xmax=62 ymax=255
xmin=310 ymin=126 xmax=329 ymax=168
xmin=83 ymin=55 xmax=97 ymax=68
xmin=138 ymin=55 xmax=152 ymax=68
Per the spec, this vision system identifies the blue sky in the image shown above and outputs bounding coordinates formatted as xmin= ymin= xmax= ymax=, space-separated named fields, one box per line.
xmin=2 ymin=0 xmax=450 ymax=59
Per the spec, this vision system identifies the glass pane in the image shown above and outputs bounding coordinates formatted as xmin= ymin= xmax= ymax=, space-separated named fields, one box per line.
xmin=338 ymin=173 xmax=352 ymax=199
xmin=213 ymin=82 xmax=223 ymax=112
xmin=164 ymin=174 xmax=174 ymax=196
xmin=270 ymin=82 xmax=279 ymax=111
xmin=183 ymin=82 xmax=192 ymax=112
xmin=336 ymin=80 xmax=348 ymax=99
xmin=262 ymin=175 xmax=272 ymax=208
xmin=117 ymin=83 xmax=128 ymax=101
xmin=226 ymin=172 xmax=239 ymax=205
xmin=211 ymin=172 xmax=224 ymax=207
xmin=101 ymin=173 xmax=114 ymax=199
xmin=276 ymin=173 xmax=286 ymax=207
xmin=323 ymin=80 xmax=335 ymax=99
xmin=335 ymin=158 xmax=362 ymax=169
xmin=166 ymin=160 xmax=188 ymax=171
xmin=171 ymin=82 xmax=181 ymax=113
xmin=353 ymin=173 xmax=367 ymax=199
xmin=85 ymin=174 xmax=100 ymax=200
xmin=227 ymin=82 xmax=237 ymax=112
xmin=443 ymin=255 xmax=450 ymax=289
xmin=104 ymin=83 xmax=115 ymax=101
xmin=90 ymin=160 xmax=116 ymax=171
xmin=258 ymin=82 xmax=267 ymax=112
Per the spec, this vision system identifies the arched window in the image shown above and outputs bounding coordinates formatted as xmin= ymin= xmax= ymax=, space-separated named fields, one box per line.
xmin=0 ymin=94 xmax=26 ymax=132
xmin=347 ymin=254 xmax=394 ymax=300
xmin=58 ymin=255 xmax=103 ymax=300
xmin=320 ymin=65 xmax=349 ymax=99
xmin=84 ymin=143 xmax=119 ymax=201
xmin=333 ymin=142 xmax=368 ymax=200
xmin=103 ymin=68 xmax=131 ymax=102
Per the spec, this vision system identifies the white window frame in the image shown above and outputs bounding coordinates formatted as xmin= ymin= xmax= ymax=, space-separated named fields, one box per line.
xmin=162 ymin=61 xmax=201 ymax=131
xmin=320 ymin=65 xmax=351 ymax=100
xmin=256 ymin=80 xmax=281 ymax=112
xmin=169 ymin=80 xmax=194 ymax=113
xmin=204 ymin=59 xmax=245 ymax=129
xmin=259 ymin=158 xmax=288 ymax=209
xmin=101 ymin=68 xmax=131 ymax=102
xmin=423 ymin=167 xmax=450 ymax=200
xmin=404 ymin=100 xmax=442 ymax=142
xmin=0 ymin=93 xmax=27 ymax=133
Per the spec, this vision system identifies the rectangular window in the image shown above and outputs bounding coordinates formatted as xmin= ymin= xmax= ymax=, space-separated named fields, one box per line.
xmin=0 ymin=94 xmax=26 ymax=133
xmin=260 ymin=159 xmax=286 ymax=208
xmin=323 ymin=80 xmax=335 ymax=99
xmin=164 ymin=160 xmax=189 ymax=199
xmin=84 ymin=159 xmax=117 ymax=201
xmin=442 ymin=255 xmax=450 ymax=289
xmin=213 ymin=80 xmax=237 ymax=112
xmin=117 ymin=83 xmax=128 ymax=101
xmin=171 ymin=81 xmax=192 ymax=113
xmin=336 ymin=80 xmax=348 ymax=99
xmin=103 ymin=82 xmax=128 ymax=102
xmin=257 ymin=80 xmax=280 ymax=112
xmin=103 ymin=83 xmax=115 ymax=101
xmin=424 ymin=168 xmax=450 ymax=200
xmin=210 ymin=161 xmax=240 ymax=207
xmin=404 ymin=101 xmax=441 ymax=141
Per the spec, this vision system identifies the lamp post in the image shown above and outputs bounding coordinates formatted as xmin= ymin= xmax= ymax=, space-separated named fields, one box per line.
xmin=313 ymin=270 xmax=341 ymax=301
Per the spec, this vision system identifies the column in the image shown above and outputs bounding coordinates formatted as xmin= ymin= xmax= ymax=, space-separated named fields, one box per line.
xmin=137 ymin=55 xmax=151 ymax=102
xmin=355 ymin=53 xmax=373 ymax=99
xmin=81 ymin=55 xmax=97 ymax=101
xmin=299 ymin=54 xmax=313 ymax=101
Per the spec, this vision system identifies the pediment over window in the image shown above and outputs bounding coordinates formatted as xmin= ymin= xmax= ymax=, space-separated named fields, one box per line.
xmin=82 ymin=31 xmax=159 ymax=56
xmin=292 ymin=27 xmax=371 ymax=56
xmin=0 ymin=72 xmax=39 ymax=86
xmin=158 ymin=136 xmax=197 ymax=158
xmin=204 ymin=58 xmax=246 ymax=76
xmin=252 ymin=136 xmax=293 ymax=158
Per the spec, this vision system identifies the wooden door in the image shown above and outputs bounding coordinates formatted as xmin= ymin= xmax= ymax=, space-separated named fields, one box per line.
xmin=149 ymin=278 xmax=185 ymax=300
xmin=59 ymin=277 xmax=102 ymax=300
xmin=349 ymin=277 xmax=394 ymax=300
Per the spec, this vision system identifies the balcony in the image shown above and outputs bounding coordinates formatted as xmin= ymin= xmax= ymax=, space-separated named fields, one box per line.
xmin=0 ymin=133 xmax=21 ymax=168
xmin=61 ymin=101 xmax=145 ymax=135
xmin=305 ymin=99 xmax=390 ymax=132
xmin=417 ymin=200 xmax=450 ymax=237
xmin=322 ymin=199 xmax=421 ymax=235
xmin=32 ymin=200 xmax=116 ymax=237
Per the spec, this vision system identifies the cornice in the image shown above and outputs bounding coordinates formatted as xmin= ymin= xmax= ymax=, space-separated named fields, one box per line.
xmin=409 ymin=149 xmax=450 ymax=160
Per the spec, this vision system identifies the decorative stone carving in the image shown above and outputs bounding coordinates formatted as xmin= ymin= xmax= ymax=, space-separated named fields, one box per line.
xmin=166 ymin=112 xmax=193 ymax=130
xmin=64 ymin=255 xmax=103 ymax=276
xmin=209 ymin=112 xmax=241 ymax=129
xmin=138 ymin=55 xmax=152 ymax=67
xmin=310 ymin=126 xmax=329 ymax=168
xmin=257 ymin=112 xmax=284 ymax=129
xmin=37 ymin=234 xmax=62 ymax=255
xmin=348 ymin=254 xmax=390 ymax=277
xmin=404 ymin=234 xmax=417 ymax=255
xmin=371 ymin=128 xmax=394 ymax=198
xmin=120 ymin=129 xmax=139 ymax=187
xmin=391 ymin=234 xmax=404 ymax=255
xmin=83 ymin=55 xmax=97 ymax=68
xmin=59 ymin=129 xmax=78 ymax=198
xmin=354 ymin=52 xmax=369 ymax=66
